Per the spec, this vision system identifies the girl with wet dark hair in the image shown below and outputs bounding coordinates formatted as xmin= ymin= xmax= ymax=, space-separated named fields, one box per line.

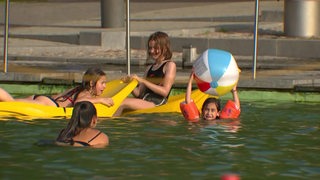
xmin=56 ymin=101 xmax=109 ymax=147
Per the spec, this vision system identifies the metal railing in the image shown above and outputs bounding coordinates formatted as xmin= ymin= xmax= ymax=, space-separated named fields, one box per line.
xmin=2 ymin=0 xmax=9 ymax=73
xmin=3 ymin=0 xmax=319 ymax=79
xmin=252 ymin=0 xmax=259 ymax=80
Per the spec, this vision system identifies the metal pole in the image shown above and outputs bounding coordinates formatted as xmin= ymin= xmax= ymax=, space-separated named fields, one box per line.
xmin=126 ymin=0 xmax=131 ymax=75
xmin=3 ymin=0 xmax=10 ymax=73
xmin=252 ymin=0 xmax=259 ymax=80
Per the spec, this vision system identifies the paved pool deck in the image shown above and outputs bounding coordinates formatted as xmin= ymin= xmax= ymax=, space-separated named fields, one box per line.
xmin=0 ymin=0 xmax=319 ymax=100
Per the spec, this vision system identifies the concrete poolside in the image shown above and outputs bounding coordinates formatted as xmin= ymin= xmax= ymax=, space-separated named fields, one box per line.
xmin=0 ymin=0 xmax=319 ymax=102
xmin=1 ymin=81 xmax=319 ymax=103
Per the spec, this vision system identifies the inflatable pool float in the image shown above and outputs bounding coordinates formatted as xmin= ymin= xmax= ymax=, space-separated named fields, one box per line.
xmin=0 ymin=79 xmax=211 ymax=119
xmin=123 ymin=89 xmax=211 ymax=116
xmin=0 ymin=79 xmax=138 ymax=120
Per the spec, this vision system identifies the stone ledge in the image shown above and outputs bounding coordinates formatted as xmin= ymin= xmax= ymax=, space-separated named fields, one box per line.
xmin=80 ymin=30 xmax=126 ymax=50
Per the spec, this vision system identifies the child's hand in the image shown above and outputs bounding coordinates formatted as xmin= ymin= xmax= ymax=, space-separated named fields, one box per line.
xmin=102 ymin=98 xmax=114 ymax=107
xmin=121 ymin=75 xmax=132 ymax=83
xmin=130 ymin=74 xmax=143 ymax=83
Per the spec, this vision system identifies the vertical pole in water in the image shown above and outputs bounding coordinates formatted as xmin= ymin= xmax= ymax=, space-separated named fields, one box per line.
xmin=126 ymin=0 xmax=131 ymax=75
xmin=3 ymin=0 xmax=9 ymax=73
xmin=252 ymin=0 xmax=259 ymax=80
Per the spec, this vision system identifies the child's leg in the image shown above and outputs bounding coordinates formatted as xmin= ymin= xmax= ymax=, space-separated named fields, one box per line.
xmin=0 ymin=88 xmax=15 ymax=101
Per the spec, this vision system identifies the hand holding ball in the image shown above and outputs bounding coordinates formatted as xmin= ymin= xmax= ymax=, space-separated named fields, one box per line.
xmin=193 ymin=49 xmax=240 ymax=96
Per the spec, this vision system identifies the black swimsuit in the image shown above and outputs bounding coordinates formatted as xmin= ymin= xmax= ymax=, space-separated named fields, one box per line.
xmin=72 ymin=132 xmax=102 ymax=147
xmin=142 ymin=61 xmax=172 ymax=106
xmin=33 ymin=95 xmax=60 ymax=107
xmin=33 ymin=91 xmax=76 ymax=107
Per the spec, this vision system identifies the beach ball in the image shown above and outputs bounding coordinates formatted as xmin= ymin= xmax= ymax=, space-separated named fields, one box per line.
xmin=193 ymin=49 xmax=240 ymax=96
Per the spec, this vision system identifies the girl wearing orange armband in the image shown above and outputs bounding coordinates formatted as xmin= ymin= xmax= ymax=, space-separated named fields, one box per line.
xmin=180 ymin=71 xmax=240 ymax=122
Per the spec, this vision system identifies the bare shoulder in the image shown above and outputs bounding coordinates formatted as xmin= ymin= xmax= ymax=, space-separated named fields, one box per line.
xmin=165 ymin=60 xmax=176 ymax=71
xmin=75 ymin=90 xmax=90 ymax=100
xmin=166 ymin=60 xmax=176 ymax=66
xmin=144 ymin=64 xmax=153 ymax=74
xmin=90 ymin=134 xmax=109 ymax=148
xmin=88 ymin=129 xmax=109 ymax=147
xmin=97 ymin=131 xmax=109 ymax=145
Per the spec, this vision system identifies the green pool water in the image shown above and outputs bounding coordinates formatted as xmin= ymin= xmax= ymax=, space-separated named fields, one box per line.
xmin=0 ymin=100 xmax=319 ymax=179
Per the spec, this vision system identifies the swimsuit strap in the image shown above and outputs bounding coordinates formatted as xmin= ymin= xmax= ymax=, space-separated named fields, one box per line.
xmin=54 ymin=86 xmax=80 ymax=105
xmin=69 ymin=131 xmax=102 ymax=147
xmin=87 ymin=131 xmax=102 ymax=143
xmin=66 ymin=97 xmax=75 ymax=105
xmin=72 ymin=140 xmax=90 ymax=147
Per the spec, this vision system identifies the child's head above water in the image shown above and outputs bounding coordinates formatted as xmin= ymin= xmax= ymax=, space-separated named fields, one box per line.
xmin=56 ymin=101 xmax=98 ymax=143
xmin=72 ymin=101 xmax=97 ymax=129
xmin=82 ymin=68 xmax=107 ymax=96
xmin=201 ymin=98 xmax=221 ymax=120
xmin=147 ymin=31 xmax=172 ymax=61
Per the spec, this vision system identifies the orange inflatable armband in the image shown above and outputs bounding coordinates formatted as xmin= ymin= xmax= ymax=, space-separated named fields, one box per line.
xmin=220 ymin=100 xmax=240 ymax=119
xmin=180 ymin=101 xmax=200 ymax=122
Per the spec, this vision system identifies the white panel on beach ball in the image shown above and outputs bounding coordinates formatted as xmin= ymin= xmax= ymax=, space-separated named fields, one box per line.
xmin=193 ymin=49 xmax=240 ymax=96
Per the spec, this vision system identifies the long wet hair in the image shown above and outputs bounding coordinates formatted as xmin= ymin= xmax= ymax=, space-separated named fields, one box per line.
xmin=201 ymin=97 xmax=221 ymax=118
xmin=56 ymin=101 xmax=97 ymax=144
xmin=54 ymin=67 xmax=106 ymax=104
xmin=146 ymin=31 xmax=172 ymax=62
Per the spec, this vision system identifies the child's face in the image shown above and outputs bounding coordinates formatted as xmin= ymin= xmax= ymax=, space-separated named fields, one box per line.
xmin=148 ymin=40 xmax=162 ymax=60
xmin=94 ymin=76 xmax=107 ymax=96
xmin=202 ymin=102 xmax=219 ymax=120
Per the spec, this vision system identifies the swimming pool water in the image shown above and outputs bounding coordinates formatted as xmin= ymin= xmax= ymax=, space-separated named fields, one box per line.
xmin=0 ymin=100 xmax=319 ymax=179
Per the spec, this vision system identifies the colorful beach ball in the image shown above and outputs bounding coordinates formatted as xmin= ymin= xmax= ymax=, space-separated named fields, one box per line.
xmin=193 ymin=49 xmax=240 ymax=96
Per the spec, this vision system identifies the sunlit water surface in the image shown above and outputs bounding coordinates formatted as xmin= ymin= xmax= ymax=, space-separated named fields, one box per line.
xmin=0 ymin=100 xmax=319 ymax=179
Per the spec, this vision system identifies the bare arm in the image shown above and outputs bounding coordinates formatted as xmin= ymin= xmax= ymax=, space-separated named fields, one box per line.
xmin=0 ymin=88 xmax=15 ymax=101
xmin=130 ymin=65 xmax=151 ymax=98
xmin=185 ymin=72 xmax=194 ymax=104
xmin=231 ymin=85 xmax=240 ymax=109
xmin=132 ymin=61 xmax=176 ymax=97
xmin=75 ymin=93 xmax=114 ymax=107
